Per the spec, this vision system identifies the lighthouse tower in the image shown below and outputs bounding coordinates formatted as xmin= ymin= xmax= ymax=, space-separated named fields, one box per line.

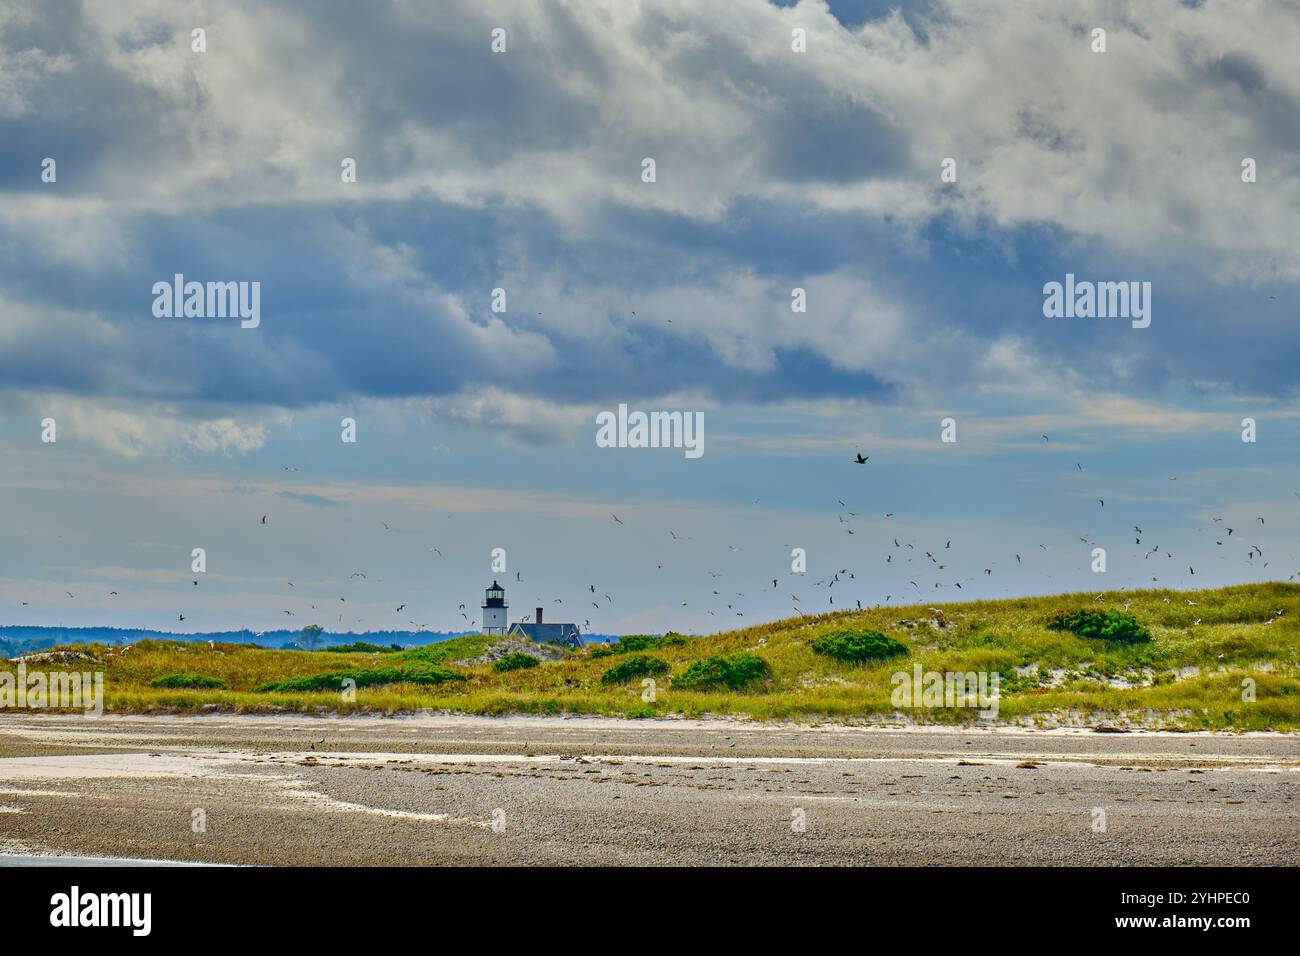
xmin=481 ymin=581 xmax=508 ymax=635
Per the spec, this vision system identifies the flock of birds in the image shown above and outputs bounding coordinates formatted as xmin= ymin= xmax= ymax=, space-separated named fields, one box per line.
xmin=16 ymin=435 xmax=1300 ymax=638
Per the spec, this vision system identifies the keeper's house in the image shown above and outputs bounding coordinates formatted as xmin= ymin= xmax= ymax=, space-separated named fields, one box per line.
xmin=481 ymin=582 xmax=582 ymax=648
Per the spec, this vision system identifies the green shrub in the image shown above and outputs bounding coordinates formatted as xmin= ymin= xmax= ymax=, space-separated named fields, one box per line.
xmin=675 ymin=652 xmax=771 ymax=691
xmin=809 ymin=629 xmax=908 ymax=663
xmin=620 ymin=634 xmax=687 ymax=652
xmin=590 ymin=634 xmax=688 ymax=658
xmin=254 ymin=664 xmax=465 ymax=692
xmin=1047 ymin=609 xmax=1151 ymax=644
xmin=324 ymin=642 xmax=397 ymax=654
xmin=601 ymin=654 xmax=670 ymax=684
xmin=493 ymin=653 xmax=540 ymax=672
xmin=149 ymin=673 xmax=228 ymax=689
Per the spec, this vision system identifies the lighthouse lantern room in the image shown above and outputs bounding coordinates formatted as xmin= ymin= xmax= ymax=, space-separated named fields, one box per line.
xmin=481 ymin=581 xmax=508 ymax=635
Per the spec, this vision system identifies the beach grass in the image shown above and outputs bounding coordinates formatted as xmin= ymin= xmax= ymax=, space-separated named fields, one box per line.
xmin=13 ymin=583 xmax=1299 ymax=730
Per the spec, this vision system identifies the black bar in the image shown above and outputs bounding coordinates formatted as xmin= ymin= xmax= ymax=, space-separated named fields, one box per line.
xmin=2 ymin=866 xmax=1279 ymax=941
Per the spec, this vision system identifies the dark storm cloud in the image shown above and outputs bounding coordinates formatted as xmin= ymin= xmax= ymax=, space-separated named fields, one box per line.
xmin=0 ymin=1 xmax=216 ymax=196
xmin=1 ymin=0 xmax=1298 ymax=424
xmin=293 ymin=0 xmax=608 ymax=174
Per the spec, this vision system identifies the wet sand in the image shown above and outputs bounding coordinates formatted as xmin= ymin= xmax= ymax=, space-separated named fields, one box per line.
xmin=0 ymin=713 xmax=1296 ymax=865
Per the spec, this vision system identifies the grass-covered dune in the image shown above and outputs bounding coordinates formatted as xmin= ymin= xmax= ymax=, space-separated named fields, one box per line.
xmin=10 ymin=583 xmax=1300 ymax=730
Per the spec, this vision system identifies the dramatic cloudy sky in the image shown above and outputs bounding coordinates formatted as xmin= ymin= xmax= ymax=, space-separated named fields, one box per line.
xmin=1 ymin=0 xmax=1297 ymax=635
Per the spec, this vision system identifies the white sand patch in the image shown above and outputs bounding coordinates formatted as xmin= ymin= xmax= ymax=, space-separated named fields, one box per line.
xmin=4 ymin=712 xmax=1297 ymax=740
xmin=0 ymin=750 xmax=491 ymax=828
xmin=267 ymin=750 xmax=1298 ymax=771
xmin=272 ymin=781 xmax=490 ymax=827
xmin=0 ymin=852 xmax=226 ymax=867
xmin=0 ymin=753 xmax=209 ymax=779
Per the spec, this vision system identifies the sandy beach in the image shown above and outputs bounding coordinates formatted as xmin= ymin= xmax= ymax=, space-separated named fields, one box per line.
xmin=1 ymin=713 xmax=1296 ymax=866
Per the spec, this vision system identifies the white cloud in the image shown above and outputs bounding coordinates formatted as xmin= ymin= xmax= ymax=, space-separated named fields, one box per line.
xmin=8 ymin=0 xmax=1293 ymax=278
xmin=8 ymin=393 xmax=271 ymax=458
xmin=423 ymin=387 xmax=592 ymax=447
xmin=2 ymin=0 xmax=1297 ymax=438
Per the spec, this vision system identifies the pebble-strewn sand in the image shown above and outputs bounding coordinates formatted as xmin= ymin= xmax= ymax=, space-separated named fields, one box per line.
xmin=1 ymin=713 xmax=1296 ymax=865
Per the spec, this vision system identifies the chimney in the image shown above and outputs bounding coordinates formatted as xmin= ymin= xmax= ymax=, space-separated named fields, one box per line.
xmin=535 ymin=607 xmax=543 ymax=624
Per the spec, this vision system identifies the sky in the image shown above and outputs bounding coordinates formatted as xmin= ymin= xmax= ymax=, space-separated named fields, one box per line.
xmin=1 ymin=0 xmax=1298 ymax=636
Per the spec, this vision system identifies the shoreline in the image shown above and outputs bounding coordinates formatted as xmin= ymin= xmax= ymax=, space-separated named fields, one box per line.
xmin=3 ymin=707 xmax=1297 ymax=737
xmin=2 ymin=712 xmax=1296 ymax=865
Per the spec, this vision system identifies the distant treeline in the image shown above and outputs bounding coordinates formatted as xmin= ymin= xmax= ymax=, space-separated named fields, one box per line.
xmin=0 ymin=626 xmax=471 ymax=657
xmin=0 ymin=625 xmax=615 ymax=658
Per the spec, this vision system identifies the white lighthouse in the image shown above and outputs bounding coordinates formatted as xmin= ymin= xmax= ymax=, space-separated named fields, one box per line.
xmin=481 ymin=581 xmax=508 ymax=635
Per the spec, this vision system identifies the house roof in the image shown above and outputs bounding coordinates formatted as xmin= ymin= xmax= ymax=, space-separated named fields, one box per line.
xmin=508 ymin=622 xmax=582 ymax=646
